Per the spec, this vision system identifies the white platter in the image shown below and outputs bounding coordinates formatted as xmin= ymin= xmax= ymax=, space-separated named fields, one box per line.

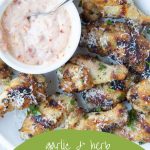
xmin=0 ymin=0 xmax=150 ymax=150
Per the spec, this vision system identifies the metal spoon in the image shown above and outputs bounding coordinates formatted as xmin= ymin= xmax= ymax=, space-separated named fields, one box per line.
xmin=30 ymin=0 xmax=73 ymax=17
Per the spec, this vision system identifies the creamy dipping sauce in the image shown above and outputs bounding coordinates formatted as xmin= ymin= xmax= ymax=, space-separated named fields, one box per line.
xmin=0 ymin=0 xmax=72 ymax=65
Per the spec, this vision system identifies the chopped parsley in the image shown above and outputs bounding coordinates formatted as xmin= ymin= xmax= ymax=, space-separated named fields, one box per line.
xmin=79 ymin=0 xmax=82 ymax=7
xmin=147 ymin=28 xmax=150 ymax=34
xmin=127 ymin=109 xmax=137 ymax=130
xmin=95 ymin=107 xmax=101 ymax=112
xmin=27 ymin=104 xmax=41 ymax=116
xmin=107 ymin=88 xmax=115 ymax=93
xmin=117 ymin=94 xmax=125 ymax=100
xmin=81 ymin=79 xmax=84 ymax=84
xmin=139 ymin=141 xmax=145 ymax=145
xmin=2 ymin=79 xmax=10 ymax=86
xmin=106 ymin=20 xmax=113 ymax=25
xmin=99 ymin=63 xmax=106 ymax=71
xmin=129 ymin=124 xmax=136 ymax=131
xmin=146 ymin=61 xmax=150 ymax=68
xmin=70 ymin=99 xmax=76 ymax=105
xmin=83 ymin=114 xmax=89 ymax=119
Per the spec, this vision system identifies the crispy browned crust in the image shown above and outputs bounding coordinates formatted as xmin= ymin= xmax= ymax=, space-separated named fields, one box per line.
xmin=115 ymin=113 xmax=150 ymax=142
xmin=81 ymin=22 xmax=150 ymax=73
xmin=19 ymin=115 xmax=46 ymax=139
xmin=79 ymin=84 xmax=126 ymax=111
xmin=81 ymin=22 xmax=131 ymax=54
xmin=81 ymin=0 xmax=150 ymax=24
xmin=127 ymin=79 xmax=150 ymax=114
xmin=20 ymin=94 xmax=128 ymax=139
xmin=19 ymin=94 xmax=83 ymax=139
xmin=57 ymin=63 xmax=94 ymax=93
xmin=124 ymin=73 xmax=141 ymax=90
xmin=75 ymin=104 xmax=128 ymax=132
xmin=0 ymin=74 xmax=47 ymax=117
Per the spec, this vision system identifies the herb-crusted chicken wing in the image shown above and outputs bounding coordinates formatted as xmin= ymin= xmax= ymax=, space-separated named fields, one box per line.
xmin=57 ymin=55 xmax=128 ymax=93
xmin=19 ymin=114 xmax=46 ymax=139
xmin=70 ymin=55 xmax=128 ymax=83
xmin=79 ymin=84 xmax=126 ymax=112
xmin=75 ymin=104 xmax=128 ymax=132
xmin=81 ymin=22 xmax=131 ymax=57
xmin=19 ymin=93 xmax=83 ymax=139
xmin=81 ymin=0 xmax=150 ymax=23
xmin=57 ymin=63 xmax=94 ymax=93
xmin=115 ymin=121 xmax=150 ymax=142
xmin=20 ymin=94 xmax=128 ymax=139
xmin=0 ymin=74 xmax=47 ymax=117
xmin=127 ymin=79 xmax=150 ymax=114
xmin=115 ymin=112 xmax=150 ymax=142
xmin=81 ymin=22 xmax=150 ymax=73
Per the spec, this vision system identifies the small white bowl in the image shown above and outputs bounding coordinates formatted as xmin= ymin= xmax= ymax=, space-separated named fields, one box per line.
xmin=0 ymin=0 xmax=81 ymax=74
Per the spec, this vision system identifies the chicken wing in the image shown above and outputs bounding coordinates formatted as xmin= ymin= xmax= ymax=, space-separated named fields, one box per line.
xmin=81 ymin=22 xmax=131 ymax=56
xmin=81 ymin=0 xmax=150 ymax=24
xmin=127 ymin=79 xmax=150 ymax=114
xmin=20 ymin=95 xmax=128 ymax=139
xmin=0 ymin=74 xmax=47 ymax=117
xmin=81 ymin=22 xmax=150 ymax=73
xmin=19 ymin=93 xmax=83 ymax=139
xmin=57 ymin=55 xmax=128 ymax=93
xmin=78 ymin=84 xmax=126 ymax=112
xmin=115 ymin=112 xmax=150 ymax=142
xmin=75 ymin=104 xmax=128 ymax=132
xmin=57 ymin=63 xmax=94 ymax=93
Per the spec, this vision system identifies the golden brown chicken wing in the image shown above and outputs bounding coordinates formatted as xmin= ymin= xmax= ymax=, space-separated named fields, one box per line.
xmin=81 ymin=22 xmax=150 ymax=73
xmin=81 ymin=0 xmax=150 ymax=24
xmin=81 ymin=22 xmax=131 ymax=57
xmin=115 ymin=112 xmax=150 ymax=142
xmin=0 ymin=74 xmax=47 ymax=117
xmin=57 ymin=63 xmax=94 ymax=93
xmin=20 ymin=94 xmax=128 ymax=139
xmin=57 ymin=55 xmax=128 ymax=93
xmin=79 ymin=84 xmax=126 ymax=111
xmin=75 ymin=104 xmax=128 ymax=132
xmin=127 ymin=79 xmax=150 ymax=114
xmin=19 ymin=93 xmax=83 ymax=139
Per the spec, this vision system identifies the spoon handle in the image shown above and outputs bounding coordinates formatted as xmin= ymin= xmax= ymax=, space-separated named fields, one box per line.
xmin=57 ymin=0 xmax=73 ymax=10
xmin=31 ymin=0 xmax=74 ymax=16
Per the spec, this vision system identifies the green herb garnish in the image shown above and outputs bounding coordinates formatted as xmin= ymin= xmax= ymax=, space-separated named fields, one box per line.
xmin=79 ymin=0 xmax=82 ymax=7
xmin=27 ymin=104 xmax=41 ymax=116
xmin=95 ymin=107 xmax=101 ymax=112
xmin=2 ymin=79 xmax=10 ymax=86
xmin=139 ymin=141 xmax=145 ymax=145
xmin=70 ymin=99 xmax=76 ymax=105
xmin=146 ymin=61 xmax=150 ymax=67
xmin=108 ymin=88 xmax=115 ymax=93
xmin=130 ymin=124 xmax=136 ymax=131
xmin=81 ymin=79 xmax=84 ymax=84
xmin=117 ymin=94 xmax=125 ymax=100
xmin=99 ymin=63 xmax=106 ymax=71
xmin=147 ymin=28 xmax=150 ymax=34
xmin=106 ymin=20 xmax=113 ymax=25
xmin=83 ymin=114 xmax=89 ymax=119
xmin=127 ymin=109 xmax=137 ymax=130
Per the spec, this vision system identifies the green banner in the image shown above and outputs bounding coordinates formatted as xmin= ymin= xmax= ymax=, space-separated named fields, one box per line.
xmin=15 ymin=130 xmax=143 ymax=150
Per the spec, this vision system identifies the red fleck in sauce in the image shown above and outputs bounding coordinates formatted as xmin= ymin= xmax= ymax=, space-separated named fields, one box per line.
xmin=0 ymin=0 xmax=72 ymax=65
